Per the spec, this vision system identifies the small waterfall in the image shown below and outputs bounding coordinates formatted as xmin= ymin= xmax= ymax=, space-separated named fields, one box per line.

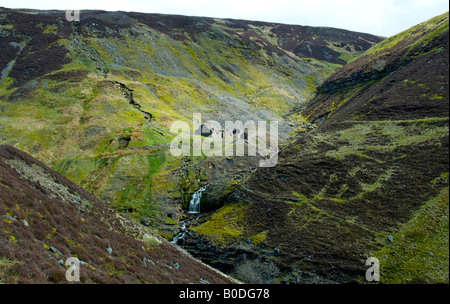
xmin=188 ymin=185 xmax=208 ymax=214
xmin=170 ymin=186 xmax=208 ymax=244
xmin=171 ymin=216 xmax=200 ymax=244
xmin=171 ymin=221 xmax=187 ymax=244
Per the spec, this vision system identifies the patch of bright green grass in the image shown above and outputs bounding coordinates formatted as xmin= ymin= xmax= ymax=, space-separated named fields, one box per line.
xmin=374 ymin=187 xmax=449 ymax=283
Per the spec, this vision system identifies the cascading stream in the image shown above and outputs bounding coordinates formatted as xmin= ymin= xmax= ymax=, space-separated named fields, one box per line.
xmin=171 ymin=185 xmax=208 ymax=244
xmin=188 ymin=185 xmax=208 ymax=214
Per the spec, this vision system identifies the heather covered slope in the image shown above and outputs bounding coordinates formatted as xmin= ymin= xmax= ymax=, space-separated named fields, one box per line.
xmin=0 ymin=7 xmax=382 ymax=235
xmin=184 ymin=13 xmax=449 ymax=284
xmin=303 ymin=12 xmax=449 ymax=122
xmin=0 ymin=145 xmax=235 ymax=283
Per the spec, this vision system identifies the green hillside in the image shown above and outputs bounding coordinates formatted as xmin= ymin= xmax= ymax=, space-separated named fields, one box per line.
xmin=0 ymin=8 xmax=381 ymax=237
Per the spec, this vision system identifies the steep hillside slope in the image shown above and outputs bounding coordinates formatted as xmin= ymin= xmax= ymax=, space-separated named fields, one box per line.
xmin=0 ymin=144 xmax=235 ymax=283
xmin=303 ymin=12 xmax=449 ymax=122
xmin=0 ymin=7 xmax=382 ymax=236
xmin=183 ymin=13 xmax=449 ymax=284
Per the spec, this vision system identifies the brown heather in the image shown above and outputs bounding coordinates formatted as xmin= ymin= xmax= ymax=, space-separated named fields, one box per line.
xmin=0 ymin=145 xmax=235 ymax=284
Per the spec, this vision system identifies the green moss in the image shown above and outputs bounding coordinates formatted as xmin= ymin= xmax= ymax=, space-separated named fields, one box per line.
xmin=142 ymin=233 xmax=161 ymax=246
xmin=0 ymin=257 xmax=18 ymax=283
xmin=0 ymin=77 xmax=14 ymax=92
xmin=324 ymin=118 xmax=449 ymax=160
xmin=373 ymin=187 xmax=449 ymax=284
xmin=165 ymin=217 xmax=177 ymax=225
xmin=362 ymin=12 xmax=449 ymax=57
xmin=192 ymin=203 xmax=247 ymax=246
xmin=252 ymin=231 xmax=268 ymax=245
xmin=430 ymin=94 xmax=444 ymax=100
xmin=354 ymin=168 xmax=394 ymax=199
xmin=313 ymin=196 xmax=346 ymax=203
xmin=51 ymin=158 xmax=98 ymax=183
xmin=292 ymin=191 xmax=310 ymax=203
xmin=440 ymin=172 xmax=449 ymax=179
xmin=43 ymin=25 xmax=58 ymax=34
